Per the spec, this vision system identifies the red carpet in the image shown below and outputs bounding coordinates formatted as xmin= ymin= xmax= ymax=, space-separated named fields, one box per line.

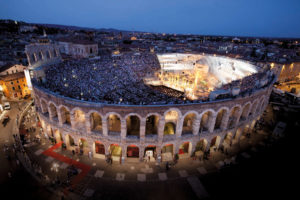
xmin=42 ymin=142 xmax=91 ymax=195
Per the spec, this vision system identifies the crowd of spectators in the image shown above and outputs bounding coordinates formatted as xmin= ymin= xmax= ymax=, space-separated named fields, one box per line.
xmin=33 ymin=52 xmax=273 ymax=105
xmin=35 ymin=52 xmax=184 ymax=105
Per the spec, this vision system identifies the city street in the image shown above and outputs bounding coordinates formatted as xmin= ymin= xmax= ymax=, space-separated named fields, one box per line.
xmin=0 ymin=101 xmax=58 ymax=200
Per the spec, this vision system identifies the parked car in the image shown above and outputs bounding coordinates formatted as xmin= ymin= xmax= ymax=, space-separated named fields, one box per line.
xmin=4 ymin=102 xmax=10 ymax=110
xmin=2 ymin=115 xmax=10 ymax=127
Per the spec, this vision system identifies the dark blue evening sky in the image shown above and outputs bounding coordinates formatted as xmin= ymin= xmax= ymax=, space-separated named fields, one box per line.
xmin=1 ymin=0 xmax=300 ymax=38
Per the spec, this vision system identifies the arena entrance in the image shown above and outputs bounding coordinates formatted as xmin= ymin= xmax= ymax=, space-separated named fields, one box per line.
xmin=94 ymin=141 xmax=105 ymax=159
xmin=178 ymin=142 xmax=192 ymax=159
xmin=210 ymin=136 xmax=221 ymax=152
xmin=144 ymin=145 xmax=156 ymax=162
xmin=161 ymin=144 xmax=173 ymax=161
xmin=54 ymin=130 xmax=62 ymax=143
xmin=65 ymin=134 xmax=75 ymax=150
xmin=109 ymin=144 xmax=122 ymax=162
xmin=127 ymin=145 xmax=139 ymax=162
xmin=195 ymin=139 xmax=208 ymax=159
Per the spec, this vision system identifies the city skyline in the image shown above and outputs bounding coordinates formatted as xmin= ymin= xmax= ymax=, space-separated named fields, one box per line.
xmin=0 ymin=0 xmax=300 ymax=38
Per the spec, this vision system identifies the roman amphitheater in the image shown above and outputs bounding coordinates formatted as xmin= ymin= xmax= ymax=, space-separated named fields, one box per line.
xmin=29 ymin=49 xmax=278 ymax=163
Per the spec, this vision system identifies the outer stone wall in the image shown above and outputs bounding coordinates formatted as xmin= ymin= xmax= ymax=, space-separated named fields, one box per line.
xmin=33 ymin=80 xmax=274 ymax=163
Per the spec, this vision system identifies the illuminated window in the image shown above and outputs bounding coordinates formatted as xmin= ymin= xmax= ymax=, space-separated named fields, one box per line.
xmin=11 ymin=82 xmax=13 ymax=85
xmin=12 ymin=87 xmax=15 ymax=90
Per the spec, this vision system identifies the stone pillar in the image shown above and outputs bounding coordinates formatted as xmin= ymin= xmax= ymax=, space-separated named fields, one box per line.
xmin=139 ymin=146 xmax=144 ymax=162
xmin=140 ymin=118 xmax=146 ymax=142
xmin=102 ymin=119 xmax=108 ymax=137
xmin=174 ymin=143 xmax=179 ymax=156
xmin=57 ymin=110 xmax=63 ymax=126
xmin=156 ymin=146 xmax=162 ymax=163
xmin=70 ymin=113 xmax=75 ymax=129
xmin=221 ymin=112 xmax=230 ymax=131
xmin=121 ymin=145 xmax=127 ymax=164
xmin=176 ymin=119 xmax=183 ymax=138
xmin=208 ymin=114 xmax=217 ymax=133
xmin=85 ymin=115 xmax=91 ymax=134
xmin=192 ymin=116 xmax=201 ymax=136
xmin=121 ymin=119 xmax=126 ymax=139
xmin=234 ymin=110 xmax=243 ymax=127
xmin=158 ymin=119 xmax=165 ymax=142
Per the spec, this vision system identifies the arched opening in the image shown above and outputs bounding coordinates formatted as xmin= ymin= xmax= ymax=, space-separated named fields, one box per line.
xmin=127 ymin=145 xmax=139 ymax=158
xmin=228 ymin=106 xmax=241 ymax=129
xmin=200 ymin=111 xmax=213 ymax=132
xmin=178 ymin=142 xmax=192 ymax=159
xmin=255 ymin=99 xmax=263 ymax=114
xmin=107 ymin=114 xmax=121 ymax=136
xmin=109 ymin=144 xmax=122 ymax=161
xmin=161 ymin=144 xmax=173 ymax=161
xmin=60 ymin=106 xmax=71 ymax=125
xmin=223 ymin=132 xmax=233 ymax=147
xmin=95 ymin=141 xmax=105 ymax=155
xmin=90 ymin=112 xmax=102 ymax=132
xmin=144 ymin=145 xmax=156 ymax=162
xmin=259 ymin=99 xmax=266 ymax=113
xmin=210 ymin=136 xmax=221 ymax=152
xmin=195 ymin=139 xmax=208 ymax=158
xmin=79 ymin=138 xmax=89 ymax=155
xmin=214 ymin=109 xmax=227 ymax=130
xmin=41 ymin=100 xmax=48 ymax=117
xmin=73 ymin=110 xmax=86 ymax=130
xmin=49 ymin=103 xmax=58 ymax=122
xmin=126 ymin=115 xmax=140 ymax=137
xmin=65 ymin=134 xmax=75 ymax=150
xmin=164 ymin=110 xmax=179 ymax=135
xmin=240 ymin=104 xmax=251 ymax=121
xmin=146 ymin=115 xmax=159 ymax=136
xmin=182 ymin=113 xmax=196 ymax=135
xmin=164 ymin=122 xmax=176 ymax=135
xmin=54 ymin=130 xmax=62 ymax=143
xmin=233 ymin=127 xmax=243 ymax=143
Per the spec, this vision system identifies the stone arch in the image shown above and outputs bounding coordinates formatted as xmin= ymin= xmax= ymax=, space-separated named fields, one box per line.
xmin=182 ymin=112 xmax=197 ymax=135
xmin=178 ymin=141 xmax=192 ymax=158
xmin=223 ymin=132 xmax=233 ymax=146
xmin=259 ymin=98 xmax=267 ymax=113
xmin=200 ymin=109 xmax=215 ymax=132
xmin=127 ymin=145 xmax=139 ymax=158
xmin=106 ymin=113 xmax=121 ymax=136
xmin=31 ymin=53 xmax=36 ymax=63
xmin=78 ymin=138 xmax=89 ymax=155
xmin=161 ymin=144 xmax=174 ymax=161
xmin=146 ymin=114 xmax=160 ymax=136
xmin=240 ymin=102 xmax=251 ymax=121
xmin=214 ymin=107 xmax=229 ymax=130
xmin=40 ymin=99 xmax=48 ymax=115
xmin=144 ymin=145 xmax=156 ymax=162
xmin=109 ymin=144 xmax=122 ymax=160
xmin=94 ymin=141 xmax=105 ymax=158
xmin=210 ymin=136 xmax=221 ymax=151
xmin=59 ymin=106 xmax=71 ymax=125
xmin=227 ymin=105 xmax=241 ymax=129
xmin=164 ymin=122 xmax=176 ymax=135
xmin=125 ymin=114 xmax=141 ymax=137
xmin=65 ymin=134 xmax=75 ymax=150
xmin=49 ymin=102 xmax=58 ymax=121
xmin=53 ymin=49 xmax=58 ymax=57
xmin=72 ymin=109 xmax=86 ymax=130
xmin=54 ymin=129 xmax=62 ymax=143
xmin=195 ymin=139 xmax=208 ymax=152
xmin=90 ymin=112 xmax=102 ymax=132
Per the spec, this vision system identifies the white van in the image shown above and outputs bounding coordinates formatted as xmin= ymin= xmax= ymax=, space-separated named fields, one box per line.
xmin=4 ymin=102 xmax=11 ymax=110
